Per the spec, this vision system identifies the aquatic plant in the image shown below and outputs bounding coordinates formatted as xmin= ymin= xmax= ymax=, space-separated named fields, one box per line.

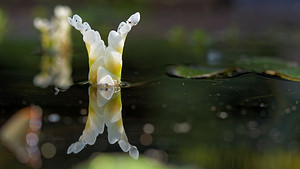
xmin=67 ymin=86 xmax=139 ymax=159
xmin=33 ymin=5 xmax=73 ymax=89
xmin=68 ymin=12 xmax=140 ymax=86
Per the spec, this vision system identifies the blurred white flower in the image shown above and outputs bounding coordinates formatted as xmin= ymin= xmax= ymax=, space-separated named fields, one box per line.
xmin=33 ymin=5 xmax=73 ymax=89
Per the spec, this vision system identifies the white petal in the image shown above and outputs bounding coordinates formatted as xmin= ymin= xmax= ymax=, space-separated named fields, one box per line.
xmin=129 ymin=146 xmax=139 ymax=160
xmin=99 ymin=88 xmax=114 ymax=102
xmin=72 ymin=142 xmax=85 ymax=154
xmin=107 ymin=122 xmax=122 ymax=144
xmin=127 ymin=12 xmax=140 ymax=26
xmin=96 ymin=67 xmax=119 ymax=87
xmin=83 ymin=30 xmax=97 ymax=44
xmin=119 ymin=140 xmax=130 ymax=152
xmin=104 ymin=46 xmax=122 ymax=72
xmin=82 ymin=131 xmax=97 ymax=145
xmin=108 ymin=30 xmax=124 ymax=51
xmin=89 ymin=56 xmax=105 ymax=83
xmin=67 ymin=143 xmax=75 ymax=154
xmin=104 ymin=105 xmax=122 ymax=125
xmin=96 ymin=89 xmax=111 ymax=107
xmin=83 ymin=22 xmax=91 ymax=32
xmin=75 ymin=22 xmax=84 ymax=31
xmin=68 ymin=17 xmax=75 ymax=26
xmin=89 ymin=107 xmax=105 ymax=134
xmin=95 ymin=31 xmax=101 ymax=42
xmin=119 ymin=23 xmax=131 ymax=35
xmin=73 ymin=14 xmax=82 ymax=23
xmin=89 ymin=41 xmax=105 ymax=60
xmin=95 ymin=119 xmax=105 ymax=134
xmin=98 ymin=75 xmax=114 ymax=86
xmin=117 ymin=22 xmax=126 ymax=32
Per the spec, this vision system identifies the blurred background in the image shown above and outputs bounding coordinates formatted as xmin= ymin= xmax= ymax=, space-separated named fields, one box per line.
xmin=1 ymin=0 xmax=300 ymax=169
xmin=1 ymin=0 xmax=300 ymax=71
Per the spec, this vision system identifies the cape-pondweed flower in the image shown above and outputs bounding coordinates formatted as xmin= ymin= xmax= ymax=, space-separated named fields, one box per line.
xmin=67 ymin=86 xmax=139 ymax=159
xmin=33 ymin=5 xmax=73 ymax=89
xmin=68 ymin=12 xmax=140 ymax=86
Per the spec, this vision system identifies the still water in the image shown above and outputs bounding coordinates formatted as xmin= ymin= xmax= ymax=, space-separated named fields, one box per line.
xmin=0 ymin=67 xmax=300 ymax=169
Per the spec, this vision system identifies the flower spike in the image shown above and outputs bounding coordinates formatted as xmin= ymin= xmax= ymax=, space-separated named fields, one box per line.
xmin=68 ymin=12 xmax=140 ymax=86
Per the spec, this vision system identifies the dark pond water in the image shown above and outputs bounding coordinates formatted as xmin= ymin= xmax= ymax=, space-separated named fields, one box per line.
xmin=1 ymin=64 xmax=300 ymax=169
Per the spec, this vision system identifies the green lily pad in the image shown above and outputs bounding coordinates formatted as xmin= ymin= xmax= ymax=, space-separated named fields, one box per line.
xmin=168 ymin=65 xmax=239 ymax=79
xmin=168 ymin=57 xmax=300 ymax=81
xmin=236 ymin=57 xmax=300 ymax=81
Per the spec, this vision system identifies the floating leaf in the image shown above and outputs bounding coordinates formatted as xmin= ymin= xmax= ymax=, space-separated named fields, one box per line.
xmin=168 ymin=57 xmax=300 ymax=81
xmin=236 ymin=57 xmax=300 ymax=81
xmin=167 ymin=65 xmax=239 ymax=79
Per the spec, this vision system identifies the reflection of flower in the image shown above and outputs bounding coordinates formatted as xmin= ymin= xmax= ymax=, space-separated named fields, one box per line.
xmin=67 ymin=86 xmax=139 ymax=159
xmin=33 ymin=5 xmax=73 ymax=89
xmin=68 ymin=12 xmax=140 ymax=86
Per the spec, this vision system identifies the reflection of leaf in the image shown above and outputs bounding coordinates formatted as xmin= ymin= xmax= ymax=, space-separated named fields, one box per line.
xmin=168 ymin=57 xmax=300 ymax=81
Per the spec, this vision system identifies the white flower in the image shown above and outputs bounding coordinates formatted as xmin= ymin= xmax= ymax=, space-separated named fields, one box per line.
xmin=68 ymin=12 xmax=140 ymax=86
